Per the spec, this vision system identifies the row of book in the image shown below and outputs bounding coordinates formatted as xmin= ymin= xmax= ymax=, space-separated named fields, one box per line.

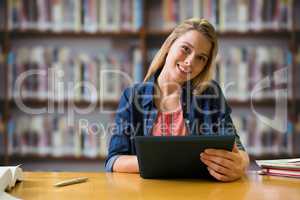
xmin=5 ymin=112 xmax=113 ymax=158
xmin=232 ymin=112 xmax=294 ymax=156
xmin=6 ymin=46 xmax=142 ymax=102
xmin=6 ymin=45 xmax=292 ymax=102
xmin=149 ymin=0 xmax=294 ymax=31
xmin=4 ymin=0 xmax=297 ymax=33
xmin=7 ymin=0 xmax=143 ymax=32
xmin=215 ymin=46 xmax=292 ymax=101
xmin=3 ymin=111 xmax=296 ymax=158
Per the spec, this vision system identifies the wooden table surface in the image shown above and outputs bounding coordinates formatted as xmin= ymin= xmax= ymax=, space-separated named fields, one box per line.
xmin=9 ymin=171 xmax=300 ymax=200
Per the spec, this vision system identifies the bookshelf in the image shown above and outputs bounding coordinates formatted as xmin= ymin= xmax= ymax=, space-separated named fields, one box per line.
xmin=0 ymin=0 xmax=300 ymax=166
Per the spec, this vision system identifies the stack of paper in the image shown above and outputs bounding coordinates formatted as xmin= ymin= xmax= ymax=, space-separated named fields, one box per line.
xmin=256 ymin=158 xmax=300 ymax=178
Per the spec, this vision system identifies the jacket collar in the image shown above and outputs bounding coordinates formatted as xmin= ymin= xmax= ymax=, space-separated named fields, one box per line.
xmin=140 ymin=70 xmax=159 ymax=107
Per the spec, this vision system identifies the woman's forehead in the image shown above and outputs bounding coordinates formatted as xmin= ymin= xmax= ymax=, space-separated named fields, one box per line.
xmin=175 ymin=30 xmax=211 ymax=55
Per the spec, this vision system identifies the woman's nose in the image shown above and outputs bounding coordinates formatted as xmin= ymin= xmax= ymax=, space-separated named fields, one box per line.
xmin=184 ymin=60 xmax=190 ymax=65
xmin=184 ymin=56 xmax=193 ymax=66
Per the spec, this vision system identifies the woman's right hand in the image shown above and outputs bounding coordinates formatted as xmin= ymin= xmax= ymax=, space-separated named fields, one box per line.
xmin=113 ymin=155 xmax=140 ymax=173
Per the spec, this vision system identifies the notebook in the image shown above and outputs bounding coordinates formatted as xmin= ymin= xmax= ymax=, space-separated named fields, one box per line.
xmin=134 ymin=135 xmax=235 ymax=179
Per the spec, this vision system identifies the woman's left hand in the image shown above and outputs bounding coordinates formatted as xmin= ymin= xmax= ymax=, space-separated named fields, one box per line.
xmin=200 ymin=144 xmax=248 ymax=182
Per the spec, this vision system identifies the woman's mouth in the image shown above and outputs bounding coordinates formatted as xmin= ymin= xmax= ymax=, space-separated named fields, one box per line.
xmin=176 ymin=63 xmax=191 ymax=75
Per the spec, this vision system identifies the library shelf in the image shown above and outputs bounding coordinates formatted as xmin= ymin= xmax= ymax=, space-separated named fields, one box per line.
xmin=2 ymin=0 xmax=299 ymax=166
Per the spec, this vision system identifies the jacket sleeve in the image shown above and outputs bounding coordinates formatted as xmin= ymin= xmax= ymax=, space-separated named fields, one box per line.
xmin=105 ymin=86 xmax=135 ymax=172
xmin=212 ymin=81 xmax=246 ymax=151
xmin=221 ymin=106 xmax=246 ymax=151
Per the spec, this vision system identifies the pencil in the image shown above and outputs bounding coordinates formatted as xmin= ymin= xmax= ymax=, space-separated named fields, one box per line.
xmin=54 ymin=177 xmax=88 ymax=187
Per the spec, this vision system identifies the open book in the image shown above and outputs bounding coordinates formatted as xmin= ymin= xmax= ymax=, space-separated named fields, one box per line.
xmin=0 ymin=165 xmax=23 ymax=192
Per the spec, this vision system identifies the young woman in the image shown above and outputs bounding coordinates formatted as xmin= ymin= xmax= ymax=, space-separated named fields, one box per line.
xmin=105 ymin=18 xmax=250 ymax=182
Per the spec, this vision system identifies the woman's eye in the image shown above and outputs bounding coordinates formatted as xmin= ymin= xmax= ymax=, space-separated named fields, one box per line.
xmin=198 ymin=56 xmax=206 ymax=62
xmin=181 ymin=46 xmax=190 ymax=53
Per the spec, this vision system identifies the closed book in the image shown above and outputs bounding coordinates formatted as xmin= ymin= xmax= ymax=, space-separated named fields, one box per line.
xmin=259 ymin=163 xmax=300 ymax=171
xmin=260 ymin=168 xmax=300 ymax=179
xmin=257 ymin=158 xmax=300 ymax=178
xmin=256 ymin=158 xmax=300 ymax=170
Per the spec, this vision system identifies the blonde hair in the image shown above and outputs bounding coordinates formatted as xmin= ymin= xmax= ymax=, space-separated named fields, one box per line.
xmin=143 ymin=18 xmax=218 ymax=95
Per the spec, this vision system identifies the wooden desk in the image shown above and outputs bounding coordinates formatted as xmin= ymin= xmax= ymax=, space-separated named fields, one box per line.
xmin=9 ymin=171 xmax=300 ymax=200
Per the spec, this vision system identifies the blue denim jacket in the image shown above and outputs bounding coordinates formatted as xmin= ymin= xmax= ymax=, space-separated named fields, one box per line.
xmin=105 ymin=70 xmax=245 ymax=172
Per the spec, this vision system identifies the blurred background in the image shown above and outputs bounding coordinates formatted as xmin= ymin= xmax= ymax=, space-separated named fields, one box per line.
xmin=0 ymin=0 xmax=300 ymax=171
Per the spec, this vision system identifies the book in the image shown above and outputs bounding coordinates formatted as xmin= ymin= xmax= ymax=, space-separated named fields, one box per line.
xmin=0 ymin=165 xmax=23 ymax=192
xmin=7 ymin=0 xmax=143 ymax=32
xmin=256 ymin=158 xmax=300 ymax=178
xmin=260 ymin=168 xmax=300 ymax=178
xmin=256 ymin=158 xmax=300 ymax=169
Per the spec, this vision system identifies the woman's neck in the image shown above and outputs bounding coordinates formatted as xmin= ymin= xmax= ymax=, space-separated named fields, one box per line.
xmin=156 ymin=69 xmax=182 ymax=97
xmin=155 ymin=69 xmax=182 ymax=112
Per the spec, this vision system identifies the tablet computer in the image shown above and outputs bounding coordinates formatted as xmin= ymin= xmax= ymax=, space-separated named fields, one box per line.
xmin=134 ymin=135 xmax=235 ymax=179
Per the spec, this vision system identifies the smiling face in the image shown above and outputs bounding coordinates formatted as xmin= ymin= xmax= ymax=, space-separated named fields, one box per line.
xmin=162 ymin=30 xmax=212 ymax=85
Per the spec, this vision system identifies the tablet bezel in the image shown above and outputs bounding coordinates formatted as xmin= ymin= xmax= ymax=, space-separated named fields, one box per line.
xmin=134 ymin=135 xmax=235 ymax=179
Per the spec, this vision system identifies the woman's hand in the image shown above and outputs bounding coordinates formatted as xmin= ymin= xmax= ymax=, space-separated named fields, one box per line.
xmin=200 ymin=144 xmax=249 ymax=182
xmin=113 ymin=155 xmax=140 ymax=173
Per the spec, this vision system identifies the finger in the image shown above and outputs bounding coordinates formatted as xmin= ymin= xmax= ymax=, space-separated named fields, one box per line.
xmin=232 ymin=143 xmax=239 ymax=153
xmin=201 ymin=154 xmax=235 ymax=170
xmin=207 ymin=167 xmax=231 ymax=182
xmin=202 ymin=149 xmax=236 ymax=161
xmin=201 ymin=157 xmax=232 ymax=175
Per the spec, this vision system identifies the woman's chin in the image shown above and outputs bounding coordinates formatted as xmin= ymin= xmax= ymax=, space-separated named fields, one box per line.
xmin=172 ymin=74 xmax=189 ymax=85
